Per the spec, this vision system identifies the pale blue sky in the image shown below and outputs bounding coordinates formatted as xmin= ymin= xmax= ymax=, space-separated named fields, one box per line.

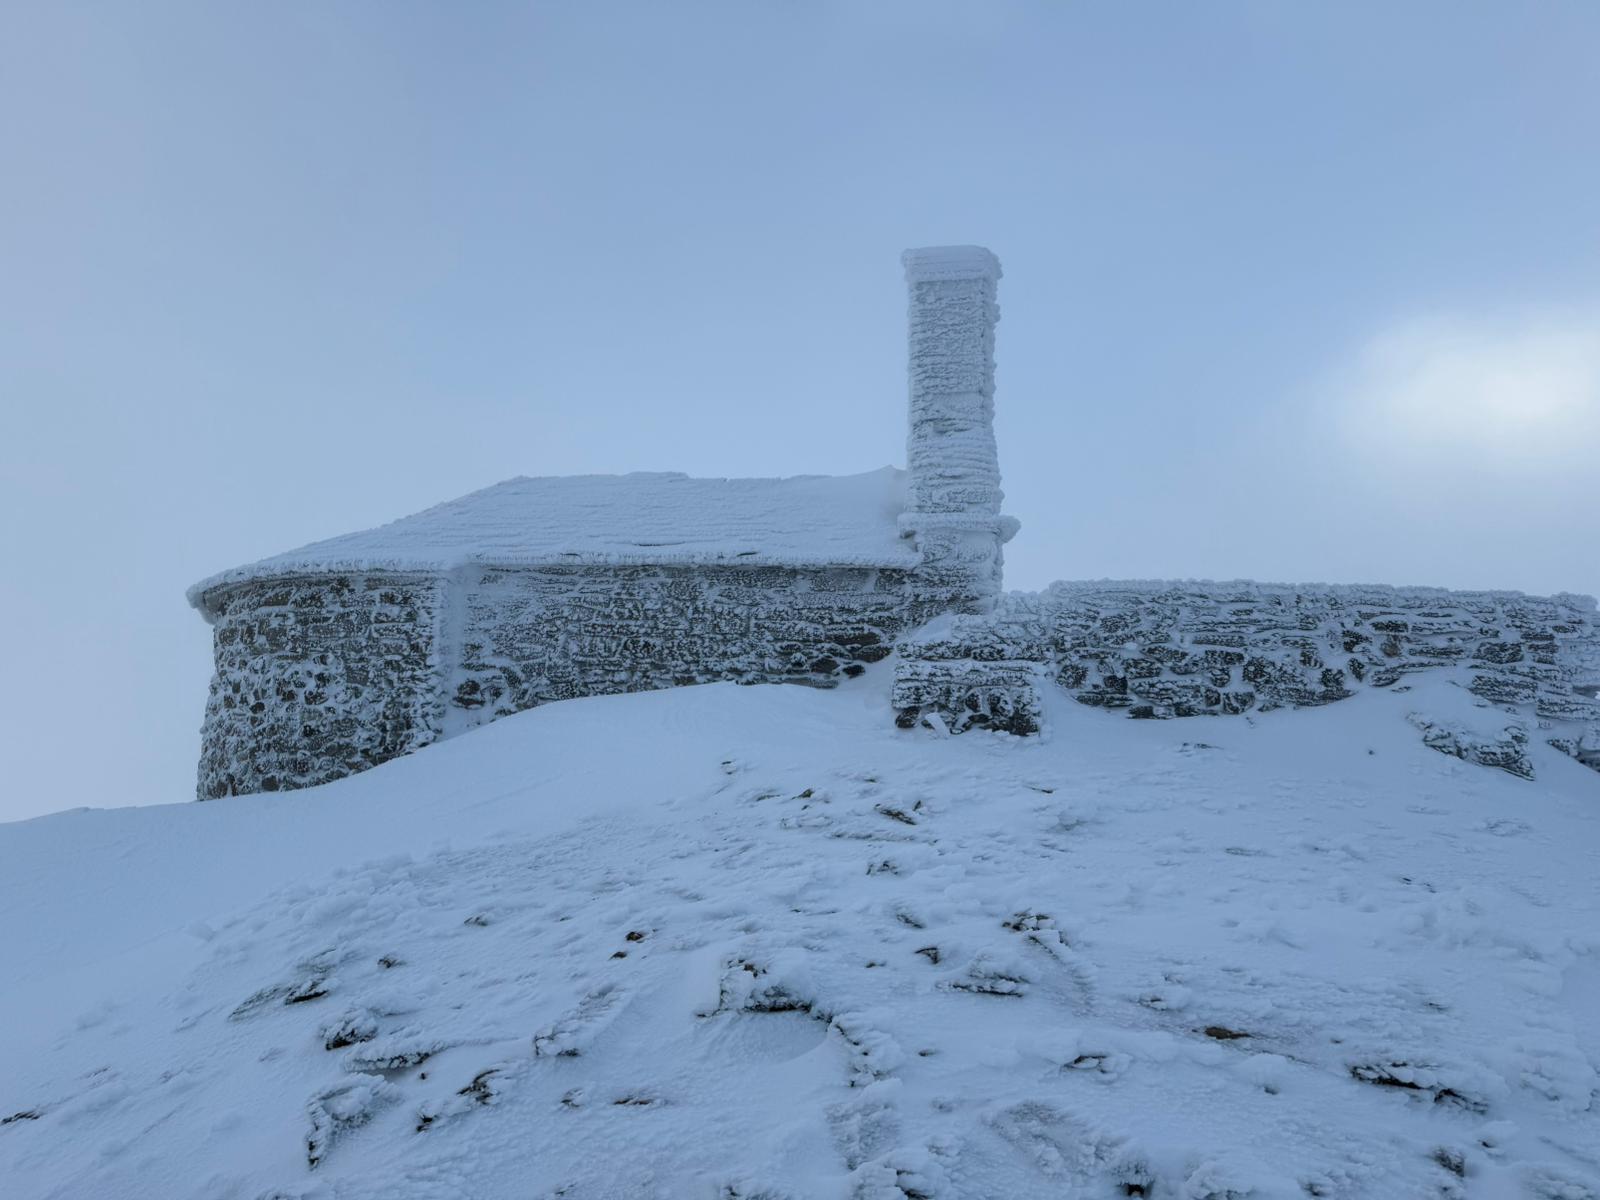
xmin=2 ymin=2 xmax=1596 ymax=821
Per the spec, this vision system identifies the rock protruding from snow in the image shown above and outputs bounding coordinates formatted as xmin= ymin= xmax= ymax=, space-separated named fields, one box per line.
xmin=1548 ymin=725 xmax=1600 ymax=771
xmin=1408 ymin=712 xmax=1535 ymax=779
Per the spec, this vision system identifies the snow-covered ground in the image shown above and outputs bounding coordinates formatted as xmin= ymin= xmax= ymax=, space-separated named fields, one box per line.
xmin=2 ymin=671 xmax=1598 ymax=1199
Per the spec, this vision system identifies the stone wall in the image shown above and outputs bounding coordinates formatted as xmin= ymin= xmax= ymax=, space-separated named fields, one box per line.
xmin=892 ymin=580 xmax=1600 ymax=776
xmin=198 ymin=575 xmax=443 ymax=799
xmin=447 ymin=564 xmax=942 ymax=732
xmin=200 ymin=567 xmax=1600 ymax=799
xmin=1025 ymin=581 xmax=1600 ymax=724
xmin=199 ymin=562 xmax=958 ymax=797
xmin=892 ymin=612 xmax=1047 ymax=736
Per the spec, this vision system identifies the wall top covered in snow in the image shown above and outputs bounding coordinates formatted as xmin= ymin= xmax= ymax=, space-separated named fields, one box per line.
xmin=1036 ymin=578 xmax=1600 ymax=609
xmin=189 ymin=467 xmax=919 ymax=614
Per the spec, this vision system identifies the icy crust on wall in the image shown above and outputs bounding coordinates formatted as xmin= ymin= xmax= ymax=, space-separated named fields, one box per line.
xmin=199 ymin=576 xmax=444 ymax=799
xmin=198 ymin=564 xmax=967 ymax=798
xmin=446 ymin=564 xmax=946 ymax=729
xmin=1027 ymin=580 xmax=1600 ymax=718
xmin=205 ymin=572 xmax=1600 ymax=799
xmin=893 ymin=612 xmax=1048 ymax=736
xmin=893 ymin=580 xmax=1600 ymax=773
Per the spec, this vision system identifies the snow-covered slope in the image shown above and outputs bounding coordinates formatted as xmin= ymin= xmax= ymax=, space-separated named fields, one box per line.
xmin=2 ymin=672 xmax=1598 ymax=1199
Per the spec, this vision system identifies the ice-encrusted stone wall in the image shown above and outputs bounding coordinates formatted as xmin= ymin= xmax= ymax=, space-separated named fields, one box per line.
xmin=892 ymin=612 xmax=1048 ymax=736
xmin=198 ymin=575 xmax=444 ymax=799
xmin=202 ymin=567 xmax=1600 ymax=796
xmin=445 ymin=564 xmax=947 ymax=730
xmin=198 ymin=563 xmax=961 ymax=797
xmin=1028 ymin=581 xmax=1600 ymax=721
xmin=892 ymin=580 xmax=1600 ymax=775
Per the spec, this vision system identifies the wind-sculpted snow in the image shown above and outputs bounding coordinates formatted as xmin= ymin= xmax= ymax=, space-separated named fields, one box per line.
xmin=3 ymin=677 xmax=1597 ymax=1197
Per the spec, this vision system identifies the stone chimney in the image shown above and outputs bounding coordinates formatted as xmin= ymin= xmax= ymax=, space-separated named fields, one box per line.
xmin=899 ymin=245 xmax=1018 ymax=612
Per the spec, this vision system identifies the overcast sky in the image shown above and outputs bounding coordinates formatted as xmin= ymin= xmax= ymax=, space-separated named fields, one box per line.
xmin=2 ymin=2 xmax=1596 ymax=822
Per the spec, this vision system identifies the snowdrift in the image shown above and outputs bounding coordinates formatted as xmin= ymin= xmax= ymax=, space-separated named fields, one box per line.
xmin=2 ymin=671 xmax=1598 ymax=1198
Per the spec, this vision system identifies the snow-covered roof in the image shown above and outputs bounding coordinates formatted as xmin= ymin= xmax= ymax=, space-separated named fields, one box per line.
xmin=188 ymin=467 xmax=917 ymax=611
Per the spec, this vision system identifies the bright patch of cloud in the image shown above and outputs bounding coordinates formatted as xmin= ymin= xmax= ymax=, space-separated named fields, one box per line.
xmin=1335 ymin=309 xmax=1600 ymax=470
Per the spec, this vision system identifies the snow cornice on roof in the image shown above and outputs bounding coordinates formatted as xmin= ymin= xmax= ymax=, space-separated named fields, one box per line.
xmin=187 ymin=467 xmax=920 ymax=617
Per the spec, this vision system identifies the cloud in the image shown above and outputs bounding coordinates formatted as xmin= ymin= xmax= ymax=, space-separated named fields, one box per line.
xmin=1333 ymin=308 xmax=1600 ymax=471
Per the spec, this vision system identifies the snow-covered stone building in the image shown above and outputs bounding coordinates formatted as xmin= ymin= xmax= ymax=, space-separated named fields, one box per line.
xmin=189 ymin=247 xmax=1017 ymax=798
xmin=191 ymin=246 xmax=1600 ymax=799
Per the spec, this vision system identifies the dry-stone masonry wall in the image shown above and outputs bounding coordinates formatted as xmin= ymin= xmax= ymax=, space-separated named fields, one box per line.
xmin=444 ymin=564 xmax=947 ymax=732
xmin=1028 ymin=581 xmax=1600 ymax=719
xmin=198 ymin=563 xmax=967 ymax=798
xmin=198 ymin=575 xmax=443 ymax=799
xmin=892 ymin=612 xmax=1048 ymax=736
xmin=893 ymin=580 xmax=1600 ymax=777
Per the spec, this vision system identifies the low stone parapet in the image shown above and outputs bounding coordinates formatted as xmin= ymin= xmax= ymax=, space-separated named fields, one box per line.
xmin=892 ymin=612 xmax=1048 ymax=735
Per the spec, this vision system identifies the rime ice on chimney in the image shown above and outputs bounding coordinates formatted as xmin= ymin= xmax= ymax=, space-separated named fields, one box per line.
xmin=898 ymin=245 xmax=1019 ymax=611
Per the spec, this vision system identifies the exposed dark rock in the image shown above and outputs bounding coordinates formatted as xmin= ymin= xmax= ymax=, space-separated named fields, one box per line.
xmin=1475 ymin=639 xmax=1524 ymax=664
xmin=1548 ymin=727 xmax=1600 ymax=771
xmin=1470 ymin=673 xmax=1537 ymax=706
xmin=1409 ymin=714 xmax=1534 ymax=780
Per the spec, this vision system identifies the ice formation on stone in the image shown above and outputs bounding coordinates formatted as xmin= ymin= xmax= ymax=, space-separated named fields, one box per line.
xmin=892 ymin=581 xmax=1600 ymax=779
